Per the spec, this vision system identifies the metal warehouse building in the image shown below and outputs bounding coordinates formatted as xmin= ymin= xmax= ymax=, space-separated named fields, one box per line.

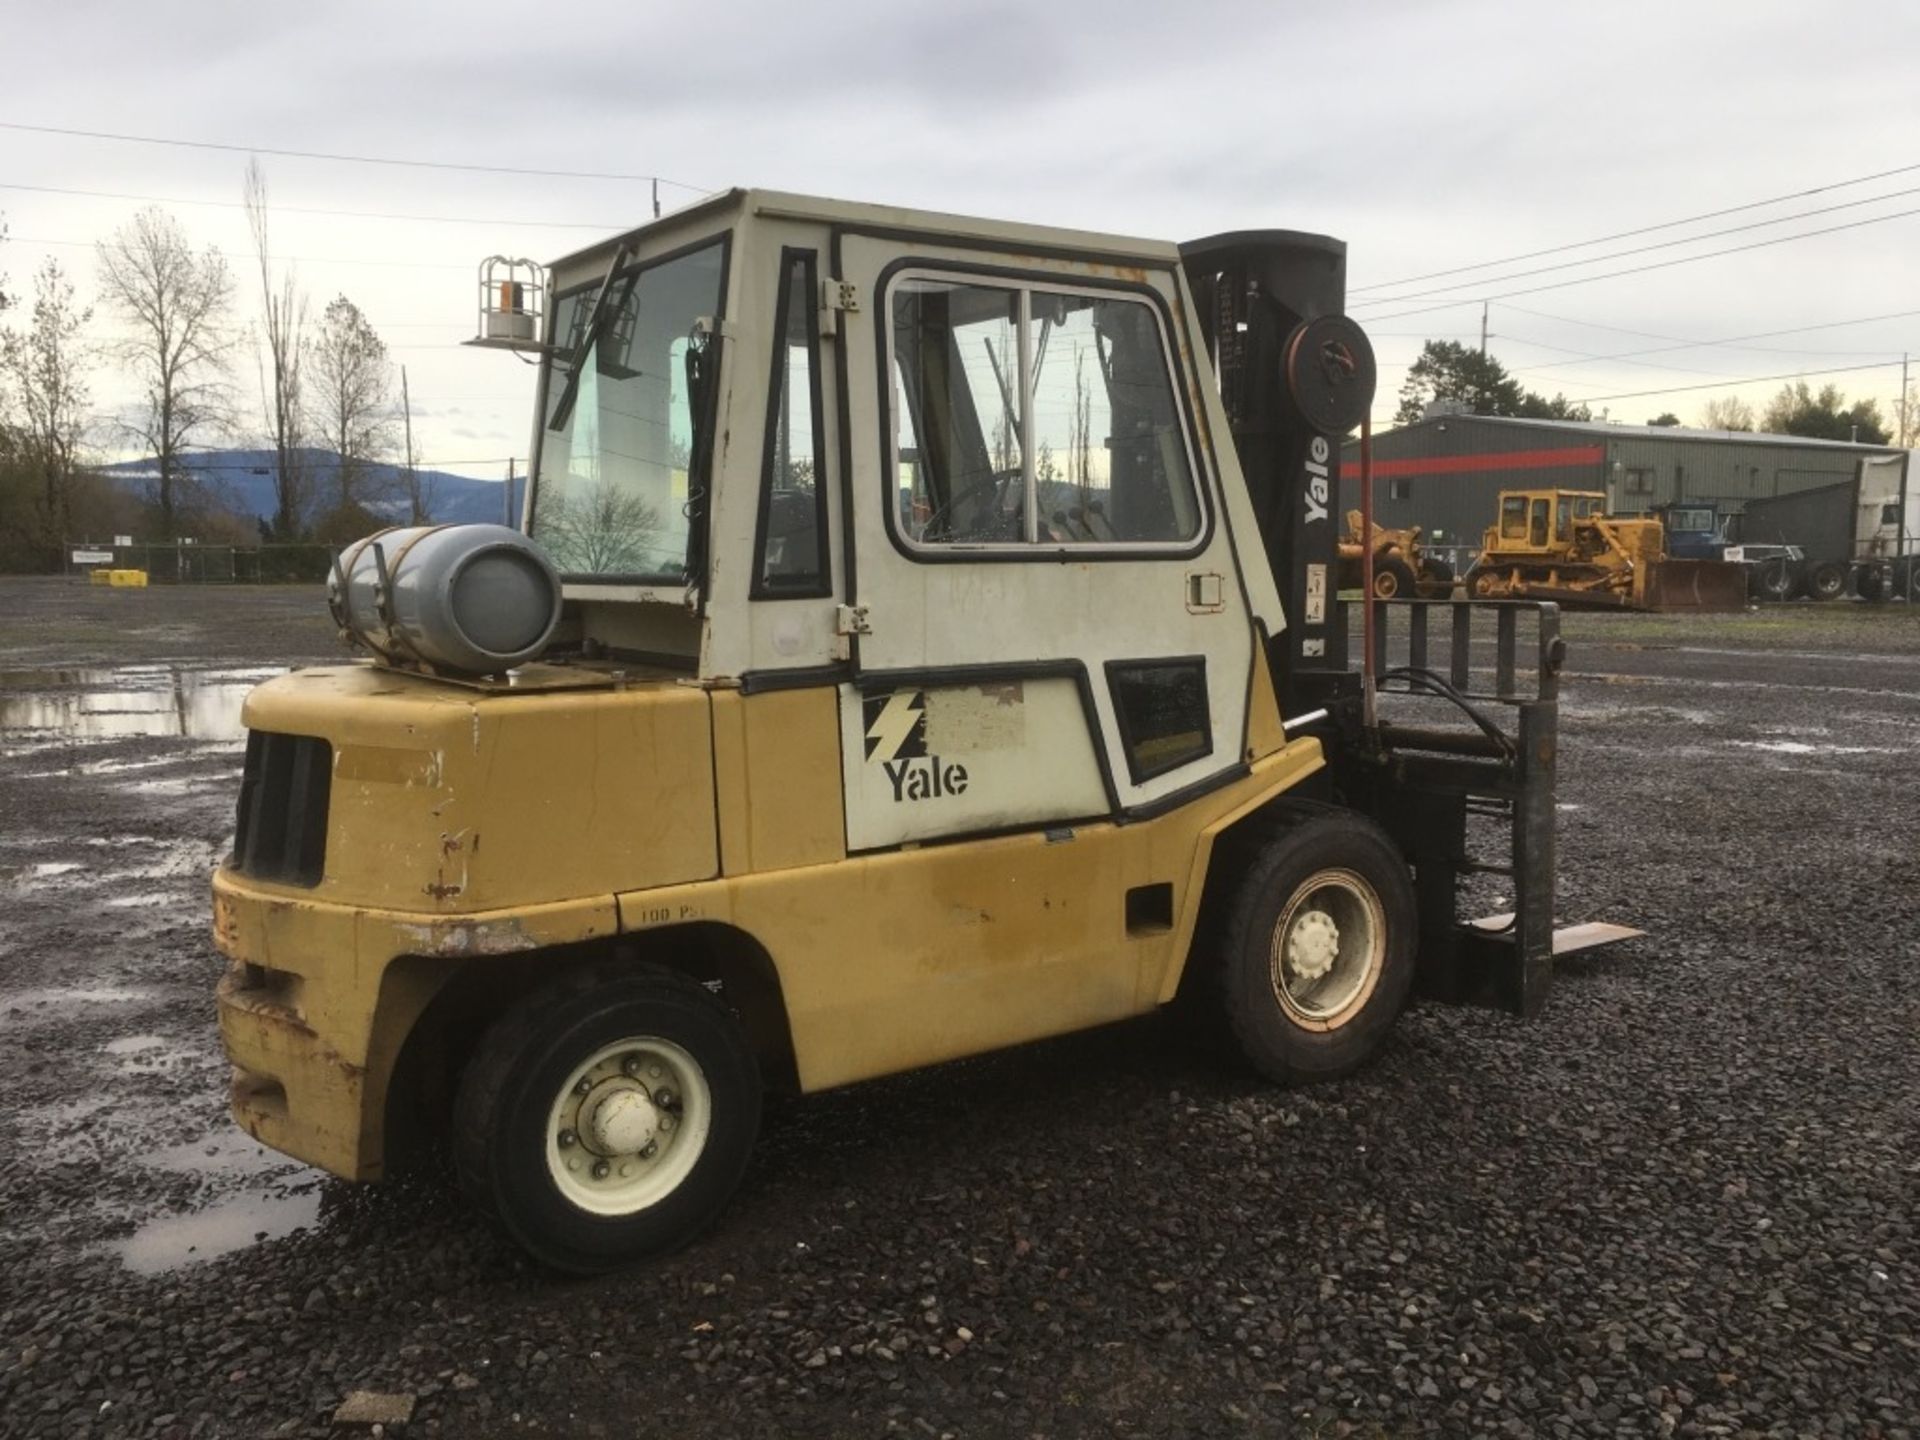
xmin=1338 ymin=414 xmax=1911 ymax=560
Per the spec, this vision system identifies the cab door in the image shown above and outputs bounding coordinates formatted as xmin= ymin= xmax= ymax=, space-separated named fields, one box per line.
xmin=831 ymin=230 xmax=1258 ymax=852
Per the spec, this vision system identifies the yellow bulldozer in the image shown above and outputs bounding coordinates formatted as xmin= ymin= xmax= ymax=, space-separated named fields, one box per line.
xmin=1464 ymin=489 xmax=1747 ymax=612
xmin=1336 ymin=510 xmax=1454 ymax=598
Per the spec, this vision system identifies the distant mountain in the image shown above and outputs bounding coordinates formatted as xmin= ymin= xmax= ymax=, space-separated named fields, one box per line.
xmin=98 ymin=448 xmax=527 ymax=530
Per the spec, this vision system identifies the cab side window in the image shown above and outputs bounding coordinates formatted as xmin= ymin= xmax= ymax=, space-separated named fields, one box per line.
xmin=752 ymin=250 xmax=829 ymax=596
xmin=888 ymin=272 xmax=1203 ymax=551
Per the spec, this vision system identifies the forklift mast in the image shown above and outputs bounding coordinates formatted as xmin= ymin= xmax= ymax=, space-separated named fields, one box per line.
xmin=1182 ymin=230 xmax=1578 ymax=1018
xmin=1180 ymin=230 xmax=1372 ymax=711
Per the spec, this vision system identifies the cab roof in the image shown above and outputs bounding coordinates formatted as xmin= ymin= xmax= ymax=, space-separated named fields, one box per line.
xmin=546 ymin=187 xmax=1187 ymax=277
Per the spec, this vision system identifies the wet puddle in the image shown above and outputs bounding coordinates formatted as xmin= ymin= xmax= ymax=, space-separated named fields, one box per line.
xmin=0 ymin=664 xmax=283 ymax=742
xmin=113 ymin=1186 xmax=324 ymax=1275
xmin=1729 ymin=740 xmax=1896 ymax=757
xmin=0 ymin=836 xmax=221 ymax=895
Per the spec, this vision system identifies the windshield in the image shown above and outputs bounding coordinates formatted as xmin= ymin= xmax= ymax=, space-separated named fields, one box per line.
xmin=531 ymin=240 xmax=727 ymax=580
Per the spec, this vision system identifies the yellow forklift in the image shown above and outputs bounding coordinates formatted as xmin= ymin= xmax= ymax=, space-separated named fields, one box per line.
xmin=213 ymin=191 xmax=1628 ymax=1271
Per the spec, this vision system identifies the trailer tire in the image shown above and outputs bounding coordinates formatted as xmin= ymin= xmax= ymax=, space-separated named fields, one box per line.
xmin=1211 ymin=813 xmax=1417 ymax=1084
xmin=1372 ymin=556 xmax=1418 ymax=600
xmin=453 ymin=964 xmax=761 ymax=1273
xmin=1806 ymin=561 xmax=1848 ymax=602
xmin=1749 ymin=557 xmax=1797 ymax=603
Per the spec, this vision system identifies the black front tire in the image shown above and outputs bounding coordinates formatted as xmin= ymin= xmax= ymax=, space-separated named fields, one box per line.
xmin=1749 ymin=557 xmax=1797 ymax=603
xmin=1372 ymin=556 xmax=1418 ymax=600
xmin=453 ymin=965 xmax=761 ymax=1273
xmin=1209 ymin=812 xmax=1418 ymax=1084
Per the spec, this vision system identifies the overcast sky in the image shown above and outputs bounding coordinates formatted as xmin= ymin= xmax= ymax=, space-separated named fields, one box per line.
xmin=4 ymin=0 xmax=1919 ymax=483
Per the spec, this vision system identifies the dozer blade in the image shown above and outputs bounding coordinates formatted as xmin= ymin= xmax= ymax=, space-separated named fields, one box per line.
xmin=1641 ymin=559 xmax=1748 ymax=613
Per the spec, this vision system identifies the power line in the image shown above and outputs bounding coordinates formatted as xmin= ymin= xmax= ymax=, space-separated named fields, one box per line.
xmin=1498 ymin=304 xmax=1920 ymax=370
xmin=1351 ymin=184 xmax=1920 ymax=308
xmin=1491 ymin=330 xmax=1743 ymax=379
xmin=1349 ymin=159 xmax=1920 ymax=293
xmin=1569 ymin=359 xmax=1905 ymax=405
xmin=0 ymin=119 xmax=712 ymax=191
xmin=1355 ymin=205 xmax=1920 ymax=323
xmin=9 ymin=233 xmax=470 ymax=272
xmin=0 ymin=179 xmax=621 ymax=231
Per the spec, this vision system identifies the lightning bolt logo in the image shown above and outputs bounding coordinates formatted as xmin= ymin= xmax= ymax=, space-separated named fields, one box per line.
xmin=863 ymin=690 xmax=927 ymax=764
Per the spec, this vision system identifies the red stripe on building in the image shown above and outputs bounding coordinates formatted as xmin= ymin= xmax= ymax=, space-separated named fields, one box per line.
xmin=1358 ymin=445 xmax=1606 ymax=480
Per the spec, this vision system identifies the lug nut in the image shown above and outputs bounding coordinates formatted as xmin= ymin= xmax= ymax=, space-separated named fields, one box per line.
xmin=574 ymin=1077 xmax=592 ymax=1096
xmin=592 ymin=1159 xmax=611 ymax=1179
xmin=648 ymin=1065 xmax=663 ymax=1079
xmin=622 ymin=1054 xmax=643 ymax=1077
xmin=659 ymin=1114 xmax=676 ymax=1132
xmin=640 ymin=1140 xmax=658 ymax=1159
xmin=557 ymin=1129 xmax=577 ymax=1149
xmin=655 ymin=1086 xmax=676 ymax=1108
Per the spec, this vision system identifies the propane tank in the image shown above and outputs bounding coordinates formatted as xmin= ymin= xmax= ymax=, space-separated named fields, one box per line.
xmin=329 ymin=524 xmax=562 ymax=675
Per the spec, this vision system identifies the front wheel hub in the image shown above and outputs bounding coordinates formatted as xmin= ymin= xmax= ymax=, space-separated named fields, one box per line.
xmin=1287 ymin=910 xmax=1341 ymax=981
xmin=586 ymin=1086 xmax=660 ymax=1154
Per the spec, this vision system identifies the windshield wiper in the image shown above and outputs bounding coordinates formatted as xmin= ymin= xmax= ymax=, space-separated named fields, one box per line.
xmin=546 ymin=242 xmax=634 ymax=433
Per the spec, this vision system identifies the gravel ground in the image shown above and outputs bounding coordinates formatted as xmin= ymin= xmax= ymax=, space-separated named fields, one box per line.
xmin=1 ymin=575 xmax=1916 ymax=1439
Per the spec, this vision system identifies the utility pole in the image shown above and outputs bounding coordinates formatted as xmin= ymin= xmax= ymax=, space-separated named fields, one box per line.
xmin=505 ymin=457 xmax=516 ymax=527
xmin=401 ymin=365 xmax=419 ymax=523
xmin=652 ymin=179 xmax=661 ymax=220
xmin=1901 ymin=352 xmax=1910 ymax=447
xmin=1480 ymin=301 xmax=1490 ymax=356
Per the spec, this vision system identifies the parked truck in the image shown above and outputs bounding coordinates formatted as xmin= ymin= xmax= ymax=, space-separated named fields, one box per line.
xmin=1678 ymin=453 xmax=1917 ymax=602
xmin=211 ymin=191 xmax=1630 ymax=1271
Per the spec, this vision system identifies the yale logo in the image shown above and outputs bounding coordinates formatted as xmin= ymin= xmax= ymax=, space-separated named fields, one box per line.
xmin=1302 ymin=434 xmax=1331 ymax=525
xmin=863 ymin=690 xmax=969 ymax=803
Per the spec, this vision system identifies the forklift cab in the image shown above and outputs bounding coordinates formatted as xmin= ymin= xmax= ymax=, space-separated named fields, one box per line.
xmin=524 ymin=191 xmax=1281 ymax=851
xmin=1494 ymin=489 xmax=1604 ymax=552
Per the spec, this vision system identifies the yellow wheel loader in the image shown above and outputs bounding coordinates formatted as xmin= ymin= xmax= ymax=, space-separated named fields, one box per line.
xmin=1463 ymin=489 xmax=1746 ymax=612
xmin=1336 ymin=510 xmax=1453 ymax=599
xmin=212 ymin=192 xmax=1627 ymax=1272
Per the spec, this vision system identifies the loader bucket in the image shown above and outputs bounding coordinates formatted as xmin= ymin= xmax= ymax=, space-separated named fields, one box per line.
xmin=1641 ymin=559 xmax=1748 ymax=613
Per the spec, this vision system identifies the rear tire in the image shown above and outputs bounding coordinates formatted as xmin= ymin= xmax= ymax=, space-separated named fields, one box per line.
xmin=1210 ymin=813 xmax=1417 ymax=1084
xmin=453 ymin=965 xmax=761 ymax=1273
xmin=1806 ymin=561 xmax=1848 ymax=601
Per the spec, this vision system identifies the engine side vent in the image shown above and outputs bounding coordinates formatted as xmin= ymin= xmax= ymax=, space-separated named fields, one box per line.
xmin=233 ymin=731 xmax=332 ymax=887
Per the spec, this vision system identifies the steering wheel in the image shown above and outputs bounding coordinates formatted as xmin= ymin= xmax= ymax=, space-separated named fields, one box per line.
xmin=921 ymin=469 xmax=1021 ymax=541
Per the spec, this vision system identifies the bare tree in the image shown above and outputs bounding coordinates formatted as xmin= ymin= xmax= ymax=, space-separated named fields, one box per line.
xmin=244 ymin=159 xmax=309 ymax=539
xmin=305 ymin=294 xmax=395 ymax=525
xmin=1699 ymin=396 xmax=1755 ymax=432
xmin=537 ymin=481 xmax=664 ymax=574
xmin=1 ymin=258 xmax=94 ymax=543
xmin=96 ymin=207 xmax=236 ymax=538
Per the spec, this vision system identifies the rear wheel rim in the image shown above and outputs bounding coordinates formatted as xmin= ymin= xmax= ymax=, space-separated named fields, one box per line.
xmin=1268 ymin=869 xmax=1387 ymax=1032
xmin=1374 ymin=570 xmax=1401 ymax=598
xmin=544 ymin=1036 xmax=712 ymax=1216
